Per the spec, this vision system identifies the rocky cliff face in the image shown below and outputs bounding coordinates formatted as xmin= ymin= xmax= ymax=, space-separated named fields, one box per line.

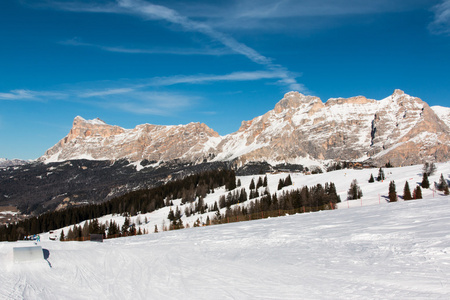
xmin=41 ymin=116 xmax=220 ymax=164
xmin=215 ymin=90 xmax=450 ymax=166
xmin=39 ymin=90 xmax=450 ymax=167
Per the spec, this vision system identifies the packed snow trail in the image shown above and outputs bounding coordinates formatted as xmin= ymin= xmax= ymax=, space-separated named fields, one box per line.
xmin=1 ymin=196 xmax=450 ymax=299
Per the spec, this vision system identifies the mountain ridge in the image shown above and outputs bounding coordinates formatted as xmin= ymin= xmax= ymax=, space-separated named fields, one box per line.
xmin=39 ymin=90 xmax=450 ymax=167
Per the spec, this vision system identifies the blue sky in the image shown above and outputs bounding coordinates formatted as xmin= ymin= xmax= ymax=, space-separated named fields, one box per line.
xmin=1 ymin=0 xmax=450 ymax=160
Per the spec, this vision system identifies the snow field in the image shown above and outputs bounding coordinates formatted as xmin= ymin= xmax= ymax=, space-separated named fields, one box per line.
xmin=1 ymin=194 xmax=450 ymax=299
xmin=37 ymin=162 xmax=450 ymax=240
xmin=1 ymin=162 xmax=449 ymax=299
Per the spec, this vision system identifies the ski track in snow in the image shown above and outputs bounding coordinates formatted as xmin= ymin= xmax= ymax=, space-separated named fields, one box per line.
xmin=2 ymin=194 xmax=450 ymax=299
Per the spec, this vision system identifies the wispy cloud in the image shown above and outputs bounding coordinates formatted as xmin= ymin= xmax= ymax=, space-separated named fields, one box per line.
xmin=0 ymin=69 xmax=299 ymax=106
xmin=0 ymin=89 xmax=66 ymax=101
xmin=178 ymin=0 xmax=437 ymax=30
xmin=78 ymin=87 xmax=136 ymax=98
xmin=95 ymin=91 xmax=199 ymax=116
xmin=41 ymin=0 xmax=303 ymax=91
xmin=60 ymin=38 xmax=232 ymax=56
xmin=116 ymin=0 xmax=303 ymax=91
xmin=74 ymin=70 xmax=300 ymax=99
xmin=429 ymin=0 xmax=450 ymax=35
xmin=149 ymin=71 xmax=296 ymax=86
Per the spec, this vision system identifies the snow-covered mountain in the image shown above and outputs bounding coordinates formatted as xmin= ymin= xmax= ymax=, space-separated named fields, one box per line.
xmin=0 ymin=158 xmax=31 ymax=168
xmin=39 ymin=90 xmax=450 ymax=166
xmin=40 ymin=117 xmax=220 ymax=164
xmin=215 ymin=89 xmax=450 ymax=166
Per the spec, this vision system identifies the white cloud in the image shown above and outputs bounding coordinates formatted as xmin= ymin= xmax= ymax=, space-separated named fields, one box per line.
xmin=78 ymin=88 xmax=135 ymax=98
xmin=60 ymin=38 xmax=232 ymax=56
xmin=73 ymin=70 xmax=304 ymax=99
xmin=0 ymin=89 xmax=36 ymax=100
xmin=178 ymin=0 xmax=437 ymax=30
xmin=150 ymin=71 xmax=294 ymax=86
xmin=0 ymin=89 xmax=66 ymax=101
xmin=103 ymin=91 xmax=199 ymax=115
xmin=115 ymin=0 xmax=301 ymax=90
xmin=43 ymin=0 xmax=303 ymax=91
xmin=429 ymin=0 xmax=450 ymax=35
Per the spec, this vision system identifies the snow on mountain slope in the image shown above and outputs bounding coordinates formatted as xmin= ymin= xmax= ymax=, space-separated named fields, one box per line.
xmin=214 ymin=89 xmax=450 ymax=166
xmin=432 ymin=105 xmax=450 ymax=128
xmin=0 ymin=158 xmax=31 ymax=168
xmin=38 ymin=90 xmax=450 ymax=167
xmin=1 ymin=191 xmax=449 ymax=299
xmin=44 ymin=161 xmax=446 ymax=234
xmin=41 ymin=116 xmax=220 ymax=164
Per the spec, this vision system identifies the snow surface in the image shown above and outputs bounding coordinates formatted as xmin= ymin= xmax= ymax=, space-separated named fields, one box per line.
xmin=1 ymin=197 xmax=450 ymax=299
xmin=1 ymin=163 xmax=450 ymax=299
xmin=432 ymin=105 xmax=450 ymax=128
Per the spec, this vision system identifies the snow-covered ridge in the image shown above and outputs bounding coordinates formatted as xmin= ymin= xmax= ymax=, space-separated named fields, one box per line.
xmin=432 ymin=105 xmax=450 ymax=128
xmin=38 ymin=90 xmax=450 ymax=166
xmin=0 ymin=158 xmax=31 ymax=168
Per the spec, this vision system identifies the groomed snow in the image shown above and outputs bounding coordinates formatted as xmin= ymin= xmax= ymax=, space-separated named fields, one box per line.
xmin=1 ymin=195 xmax=450 ymax=299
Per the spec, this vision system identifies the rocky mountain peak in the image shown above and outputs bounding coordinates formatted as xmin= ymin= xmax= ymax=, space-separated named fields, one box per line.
xmin=73 ymin=116 xmax=107 ymax=126
xmin=393 ymin=89 xmax=405 ymax=96
xmin=274 ymin=91 xmax=322 ymax=113
xmin=66 ymin=116 xmax=125 ymax=143
xmin=325 ymin=96 xmax=374 ymax=106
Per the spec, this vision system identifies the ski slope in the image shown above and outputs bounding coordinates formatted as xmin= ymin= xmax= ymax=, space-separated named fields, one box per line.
xmin=1 ymin=162 xmax=450 ymax=299
xmin=1 ymin=195 xmax=450 ymax=299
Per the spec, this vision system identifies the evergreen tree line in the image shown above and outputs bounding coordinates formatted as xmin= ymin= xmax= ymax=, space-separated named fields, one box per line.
xmin=388 ymin=180 xmax=423 ymax=202
xmin=211 ymin=182 xmax=341 ymax=225
xmin=277 ymin=175 xmax=293 ymax=190
xmin=0 ymin=169 xmax=236 ymax=241
xmin=61 ymin=216 xmax=148 ymax=241
xmin=248 ymin=175 xmax=268 ymax=190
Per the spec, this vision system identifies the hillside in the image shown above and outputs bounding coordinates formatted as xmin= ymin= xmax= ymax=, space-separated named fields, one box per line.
xmin=1 ymin=191 xmax=449 ymax=299
xmin=43 ymin=162 xmax=450 ymax=235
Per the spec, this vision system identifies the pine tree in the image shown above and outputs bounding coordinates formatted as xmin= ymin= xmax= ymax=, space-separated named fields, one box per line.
xmin=277 ymin=179 xmax=285 ymax=190
xmin=347 ymin=179 xmax=363 ymax=200
xmin=60 ymin=230 xmax=65 ymax=241
xmin=377 ymin=168 xmax=385 ymax=181
xmin=237 ymin=179 xmax=241 ymax=187
xmin=285 ymin=175 xmax=293 ymax=186
xmin=413 ymin=186 xmax=422 ymax=199
xmin=368 ymin=174 xmax=375 ymax=183
xmin=122 ymin=217 xmax=130 ymax=235
xmin=403 ymin=181 xmax=412 ymax=200
xmin=154 ymin=225 xmax=158 ymax=233
xmin=263 ymin=176 xmax=268 ymax=187
xmin=437 ymin=173 xmax=448 ymax=191
xmin=389 ymin=181 xmax=397 ymax=202
xmin=249 ymin=178 xmax=255 ymax=190
xmin=421 ymin=173 xmax=430 ymax=189
xmin=256 ymin=177 xmax=263 ymax=189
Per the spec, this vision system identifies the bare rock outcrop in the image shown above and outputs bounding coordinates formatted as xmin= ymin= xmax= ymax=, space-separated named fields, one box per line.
xmin=40 ymin=116 xmax=220 ymax=163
